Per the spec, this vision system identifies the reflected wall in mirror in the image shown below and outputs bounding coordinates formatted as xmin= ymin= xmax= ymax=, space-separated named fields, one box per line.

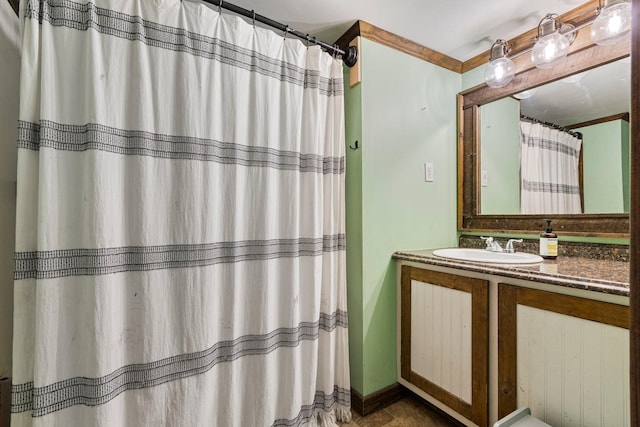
xmin=458 ymin=33 xmax=630 ymax=236
xmin=479 ymin=57 xmax=630 ymax=215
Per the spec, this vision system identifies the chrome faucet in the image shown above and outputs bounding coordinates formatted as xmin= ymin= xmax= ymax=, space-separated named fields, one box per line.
xmin=505 ymin=239 xmax=523 ymax=253
xmin=480 ymin=237 xmax=523 ymax=253
xmin=480 ymin=236 xmax=494 ymax=250
xmin=480 ymin=236 xmax=503 ymax=252
xmin=480 ymin=236 xmax=493 ymax=250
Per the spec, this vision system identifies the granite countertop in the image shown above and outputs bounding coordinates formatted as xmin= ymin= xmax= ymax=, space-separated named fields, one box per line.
xmin=393 ymin=249 xmax=630 ymax=297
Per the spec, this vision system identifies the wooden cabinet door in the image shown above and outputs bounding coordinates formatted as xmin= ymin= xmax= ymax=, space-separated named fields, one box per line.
xmin=498 ymin=284 xmax=630 ymax=426
xmin=400 ymin=266 xmax=489 ymax=426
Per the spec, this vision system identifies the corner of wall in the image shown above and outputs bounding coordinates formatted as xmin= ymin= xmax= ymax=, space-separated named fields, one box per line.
xmin=344 ymin=66 xmax=365 ymax=394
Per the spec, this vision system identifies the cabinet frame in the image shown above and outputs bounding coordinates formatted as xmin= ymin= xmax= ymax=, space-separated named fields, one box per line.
xmin=497 ymin=283 xmax=630 ymax=419
xmin=400 ymin=265 xmax=489 ymax=426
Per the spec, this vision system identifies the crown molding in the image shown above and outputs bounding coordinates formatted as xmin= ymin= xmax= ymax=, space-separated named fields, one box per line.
xmin=335 ymin=20 xmax=463 ymax=73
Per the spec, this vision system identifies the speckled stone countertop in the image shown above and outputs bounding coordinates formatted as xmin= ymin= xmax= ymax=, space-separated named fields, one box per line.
xmin=393 ymin=249 xmax=630 ymax=297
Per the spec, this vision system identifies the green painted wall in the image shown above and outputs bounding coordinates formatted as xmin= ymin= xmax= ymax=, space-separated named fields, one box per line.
xmin=480 ymin=97 xmax=520 ymax=214
xmin=577 ymin=120 xmax=629 ymax=213
xmin=344 ymin=38 xmax=460 ymax=396
xmin=461 ymin=66 xmax=485 ymax=91
xmin=344 ymin=69 xmax=364 ymax=393
xmin=621 ymin=120 xmax=630 ymax=213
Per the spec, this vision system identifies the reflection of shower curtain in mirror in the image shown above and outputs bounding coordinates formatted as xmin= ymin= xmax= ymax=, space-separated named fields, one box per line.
xmin=520 ymin=121 xmax=582 ymax=214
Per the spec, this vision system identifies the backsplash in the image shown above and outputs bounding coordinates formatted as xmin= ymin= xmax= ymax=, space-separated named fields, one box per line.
xmin=458 ymin=235 xmax=629 ymax=262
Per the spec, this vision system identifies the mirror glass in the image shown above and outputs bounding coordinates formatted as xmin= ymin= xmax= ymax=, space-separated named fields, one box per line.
xmin=479 ymin=57 xmax=631 ymax=215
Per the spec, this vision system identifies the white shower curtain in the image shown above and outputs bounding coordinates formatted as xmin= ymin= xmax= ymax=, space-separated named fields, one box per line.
xmin=11 ymin=0 xmax=350 ymax=426
xmin=520 ymin=120 xmax=582 ymax=214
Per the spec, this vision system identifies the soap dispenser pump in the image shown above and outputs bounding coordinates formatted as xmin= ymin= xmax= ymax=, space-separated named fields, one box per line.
xmin=539 ymin=219 xmax=558 ymax=259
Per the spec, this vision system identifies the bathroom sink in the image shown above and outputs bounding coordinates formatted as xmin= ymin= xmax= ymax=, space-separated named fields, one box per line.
xmin=432 ymin=248 xmax=543 ymax=264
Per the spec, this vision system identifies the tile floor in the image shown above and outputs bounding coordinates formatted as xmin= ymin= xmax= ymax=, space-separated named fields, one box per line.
xmin=339 ymin=394 xmax=460 ymax=427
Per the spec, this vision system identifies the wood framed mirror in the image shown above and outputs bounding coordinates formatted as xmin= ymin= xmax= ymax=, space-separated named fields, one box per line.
xmin=458 ymin=13 xmax=631 ymax=238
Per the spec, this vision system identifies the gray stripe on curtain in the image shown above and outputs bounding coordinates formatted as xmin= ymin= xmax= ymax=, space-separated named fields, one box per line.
xmin=521 ymin=179 xmax=580 ymax=195
xmin=14 ymin=235 xmax=347 ymax=280
xmin=271 ymin=386 xmax=352 ymax=427
xmin=11 ymin=310 xmax=349 ymax=416
xmin=17 ymin=121 xmax=345 ymax=174
xmin=24 ymin=0 xmax=343 ymax=96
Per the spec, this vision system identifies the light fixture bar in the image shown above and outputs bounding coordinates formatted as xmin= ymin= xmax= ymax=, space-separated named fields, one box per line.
xmin=482 ymin=0 xmax=630 ymax=87
xmin=481 ymin=2 xmax=601 ymax=65
xmin=499 ymin=16 xmax=603 ymax=63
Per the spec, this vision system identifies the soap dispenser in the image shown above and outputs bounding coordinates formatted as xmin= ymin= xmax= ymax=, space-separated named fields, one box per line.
xmin=539 ymin=219 xmax=558 ymax=259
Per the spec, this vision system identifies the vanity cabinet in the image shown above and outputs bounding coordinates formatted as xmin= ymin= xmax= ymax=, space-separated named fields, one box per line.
xmin=498 ymin=284 xmax=630 ymax=427
xmin=399 ymin=265 xmax=489 ymax=427
xmin=396 ymin=258 xmax=630 ymax=427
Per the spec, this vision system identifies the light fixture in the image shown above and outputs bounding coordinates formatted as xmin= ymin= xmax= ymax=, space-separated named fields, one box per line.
xmin=484 ymin=39 xmax=515 ymax=88
xmin=591 ymin=0 xmax=631 ymax=46
xmin=531 ymin=14 xmax=575 ymax=69
xmin=483 ymin=4 xmax=631 ymax=88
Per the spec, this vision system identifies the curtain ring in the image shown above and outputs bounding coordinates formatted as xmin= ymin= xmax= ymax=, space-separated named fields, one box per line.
xmin=305 ymin=34 xmax=310 ymax=48
xmin=218 ymin=0 xmax=222 ymax=14
xmin=283 ymin=25 xmax=288 ymax=41
xmin=252 ymin=10 xmax=256 ymax=28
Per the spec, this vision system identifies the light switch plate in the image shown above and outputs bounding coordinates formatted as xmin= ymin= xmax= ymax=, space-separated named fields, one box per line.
xmin=424 ymin=162 xmax=434 ymax=182
xmin=481 ymin=170 xmax=488 ymax=187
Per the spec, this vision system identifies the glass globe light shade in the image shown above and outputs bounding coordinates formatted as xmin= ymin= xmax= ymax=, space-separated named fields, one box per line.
xmin=591 ymin=0 xmax=631 ymax=46
xmin=531 ymin=32 xmax=571 ymax=69
xmin=484 ymin=57 xmax=515 ymax=88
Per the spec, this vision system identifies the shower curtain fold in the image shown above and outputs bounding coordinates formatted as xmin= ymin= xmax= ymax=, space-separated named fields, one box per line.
xmin=11 ymin=0 xmax=350 ymax=425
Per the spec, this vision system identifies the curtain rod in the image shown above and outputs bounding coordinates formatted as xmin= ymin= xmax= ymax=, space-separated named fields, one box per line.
xmin=520 ymin=114 xmax=582 ymax=139
xmin=199 ymin=0 xmax=359 ymax=67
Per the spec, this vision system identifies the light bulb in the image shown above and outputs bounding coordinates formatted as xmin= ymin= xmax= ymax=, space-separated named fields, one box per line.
xmin=531 ymin=32 xmax=570 ymax=69
xmin=484 ymin=40 xmax=515 ymax=88
xmin=591 ymin=0 xmax=631 ymax=46
xmin=484 ymin=57 xmax=515 ymax=88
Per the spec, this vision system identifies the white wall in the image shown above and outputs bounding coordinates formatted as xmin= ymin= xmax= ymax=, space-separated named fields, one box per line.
xmin=0 ymin=0 xmax=20 ymax=377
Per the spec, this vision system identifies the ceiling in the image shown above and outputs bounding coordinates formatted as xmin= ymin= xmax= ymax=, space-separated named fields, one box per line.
xmin=225 ymin=0 xmax=589 ymax=62
xmin=3 ymin=0 xmax=598 ymax=63
xmin=5 ymin=0 xmax=628 ymax=126
xmin=224 ymin=0 xmax=630 ymax=126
